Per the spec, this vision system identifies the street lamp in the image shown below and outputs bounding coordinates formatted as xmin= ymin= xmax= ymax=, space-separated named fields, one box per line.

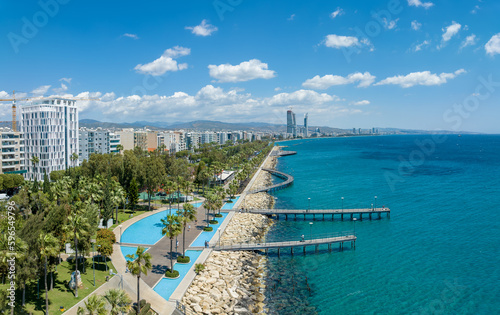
xmin=371 ymin=203 xmax=373 ymax=211
xmin=109 ymin=269 xmax=124 ymax=290
xmin=309 ymin=222 xmax=313 ymax=240
xmin=119 ymin=225 xmax=123 ymax=244
xmin=341 ymin=197 xmax=344 ymax=211
xmin=374 ymin=196 xmax=377 ymax=211
xmin=353 ymin=218 xmax=357 ymax=235
xmin=308 ymin=198 xmax=311 ymax=212
xmin=91 ymin=239 xmax=96 ymax=287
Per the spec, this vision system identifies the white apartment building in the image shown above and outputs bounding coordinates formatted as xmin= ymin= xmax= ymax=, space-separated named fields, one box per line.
xmin=0 ymin=129 xmax=25 ymax=175
xmin=201 ymin=131 xmax=217 ymax=145
xmin=20 ymin=98 xmax=79 ymax=181
xmin=110 ymin=133 xmax=121 ymax=153
xmin=78 ymin=129 xmax=110 ymax=162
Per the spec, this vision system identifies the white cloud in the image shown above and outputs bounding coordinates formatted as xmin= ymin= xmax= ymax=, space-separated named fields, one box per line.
xmin=31 ymin=85 xmax=51 ymax=96
xmin=302 ymin=72 xmax=376 ymax=89
xmin=440 ymin=21 xmax=461 ymax=48
xmin=375 ymin=69 xmax=466 ymax=88
xmin=460 ymin=34 xmax=477 ymax=50
xmin=60 ymin=77 xmax=72 ymax=84
xmin=53 ymin=83 xmax=68 ymax=94
xmin=287 ymin=14 xmax=295 ymax=21
xmin=208 ymin=59 xmax=276 ymax=83
xmin=185 ymin=20 xmax=218 ymax=36
xmin=471 ymin=5 xmax=480 ymax=14
xmin=382 ymin=18 xmax=399 ymax=30
xmin=411 ymin=20 xmax=422 ymax=30
xmin=0 ymin=91 xmax=10 ymax=98
xmin=350 ymin=100 xmax=370 ymax=106
xmin=330 ymin=7 xmax=344 ymax=19
xmin=267 ymin=90 xmax=339 ymax=106
xmin=122 ymin=33 xmax=139 ymax=40
xmin=408 ymin=0 xmax=434 ymax=9
xmin=415 ymin=40 xmax=430 ymax=51
xmin=324 ymin=34 xmax=359 ymax=48
xmin=485 ymin=34 xmax=500 ymax=56
xmin=134 ymin=46 xmax=190 ymax=76
xmin=274 ymin=87 xmax=282 ymax=91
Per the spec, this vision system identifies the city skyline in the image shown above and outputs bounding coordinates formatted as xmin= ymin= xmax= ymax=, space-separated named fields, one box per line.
xmin=1 ymin=1 xmax=500 ymax=133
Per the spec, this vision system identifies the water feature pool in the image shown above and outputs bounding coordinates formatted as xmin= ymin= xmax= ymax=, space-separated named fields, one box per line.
xmin=222 ymin=196 xmax=239 ymax=210
xmin=153 ymin=250 xmax=203 ymax=301
xmin=192 ymin=202 xmax=203 ymax=208
xmin=121 ymin=209 xmax=178 ymax=245
xmin=120 ymin=246 xmax=149 ymax=262
xmin=190 ymin=212 xmax=230 ymax=247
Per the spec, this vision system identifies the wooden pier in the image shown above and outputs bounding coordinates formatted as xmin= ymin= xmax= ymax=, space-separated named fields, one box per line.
xmin=214 ymin=234 xmax=356 ymax=257
xmin=244 ymin=207 xmax=391 ymax=220
xmin=248 ymin=168 xmax=294 ymax=194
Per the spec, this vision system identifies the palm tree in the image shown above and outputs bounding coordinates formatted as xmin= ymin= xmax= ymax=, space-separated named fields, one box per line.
xmin=71 ymin=152 xmax=79 ymax=170
xmin=83 ymin=294 xmax=107 ymax=315
xmin=39 ymin=233 xmax=59 ymax=315
xmin=104 ymin=289 xmax=131 ymax=315
xmin=116 ymin=144 xmax=124 ymax=155
xmin=161 ymin=215 xmax=182 ymax=272
xmin=30 ymin=155 xmax=39 ymax=180
xmin=204 ymin=193 xmax=218 ymax=226
xmin=64 ymin=212 xmax=90 ymax=298
xmin=178 ymin=203 xmax=196 ymax=259
xmin=126 ymin=246 xmax=152 ymax=314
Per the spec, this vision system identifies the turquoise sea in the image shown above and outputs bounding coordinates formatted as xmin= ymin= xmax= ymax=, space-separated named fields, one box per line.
xmin=264 ymin=135 xmax=500 ymax=315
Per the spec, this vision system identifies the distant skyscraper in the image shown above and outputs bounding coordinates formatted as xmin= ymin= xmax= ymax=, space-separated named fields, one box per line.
xmin=286 ymin=109 xmax=297 ymax=137
xmin=304 ymin=113 xmax=308 ymax=137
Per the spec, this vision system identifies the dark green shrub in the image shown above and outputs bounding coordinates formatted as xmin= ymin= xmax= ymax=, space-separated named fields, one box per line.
xmin=165 ymin=269 xmax=180 ymax=278
xmin=209 ymin=220 xmax=218 ymax=224
xmin=203 ymin=226 xmax=213 ymax=232
xmin=214 ymin=214 xmax=223 ymax=218
xmin=177 ymin=256 xmax=190 ymax=263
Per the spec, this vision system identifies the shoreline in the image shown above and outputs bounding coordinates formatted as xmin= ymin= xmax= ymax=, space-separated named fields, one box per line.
xmin=182 ymin=147 xmax=278 ymax=314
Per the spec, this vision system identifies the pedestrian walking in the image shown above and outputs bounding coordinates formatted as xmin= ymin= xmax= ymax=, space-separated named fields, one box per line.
xmin=188 ymin=224 xmax=191 ymax=231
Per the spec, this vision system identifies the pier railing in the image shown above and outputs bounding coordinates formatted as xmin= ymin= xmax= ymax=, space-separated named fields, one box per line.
xmin=248 ymin=168 xmax=294 ymax=194
xmin=215 ymin=231 xmax=355 ymax=251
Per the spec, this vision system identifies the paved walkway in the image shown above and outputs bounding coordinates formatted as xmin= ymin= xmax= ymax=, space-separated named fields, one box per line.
xmin=142 ymin=203 xmax=210 ymax=288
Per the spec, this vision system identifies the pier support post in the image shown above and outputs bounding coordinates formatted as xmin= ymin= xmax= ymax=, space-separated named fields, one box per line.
xmin=315 ymin=245 xmax=318 ymax=253
xmin=378 ymin=213 xmax=381 ymax=219
xmin=369 ymin=213 xmax=372 ymax=220
xmin=313 ymin=214 xmax=315 ymax=221
xmin=328 ymin=243 xmax=331 ymax=252
xmin=360 ymin=213 xmax=363 ymax=221
xmin=341 ymin=214 xmax=343 ymax=221
xmin=350 ymin=214 xmax=353 ymax=220
xmin=304 ymin=214 xmax=306 ymax=220
xmin=303 ymin=246 xmax=306 ymax=255
xmin=285 ymin=214 xmax=288 ymax=221
xmin=294 ymin=214 xmax=297 ymax=221
xmin=291 ymin=247 xmax=293 ymax=256
xmin=277 ymin=248 xmax=280 ymax=258
xmin=265 ymin=248 xmax=268 ymax=255
xmin=323 ymin=214 xmax=325 ymax=221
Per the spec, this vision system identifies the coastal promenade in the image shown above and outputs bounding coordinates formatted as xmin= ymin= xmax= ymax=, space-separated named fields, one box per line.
xmin=245 ymin=207 xmax=391 ymax=220
xmin=270 ymin=150 xmax=297 ymax=157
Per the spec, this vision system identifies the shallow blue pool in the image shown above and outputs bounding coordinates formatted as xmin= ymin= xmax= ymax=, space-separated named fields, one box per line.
xmin=190 ymin=212 xmax=230 ymax=247
xmin=192 ymin=202 xmax=203 ymax=208
xmin=153 ymin=250 xmax=203 ymax=301
xmin=121 ymin=209 xmax=179 ymax=245
xmin=121 ymin=246 xmax=149 ymax=262
xmin=221 ymin=196 xmax=240 ymax=210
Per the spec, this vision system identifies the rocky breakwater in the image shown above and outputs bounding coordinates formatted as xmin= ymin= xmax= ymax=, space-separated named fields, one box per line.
xmin=182 ymin=214 xmax=272 ymax=314
xmin=244 ymin=154 xmax=277 ymax=210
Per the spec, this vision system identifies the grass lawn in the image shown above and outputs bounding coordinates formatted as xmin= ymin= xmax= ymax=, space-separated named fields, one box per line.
xmin=1 ymin=258 xmax=115 ymax=314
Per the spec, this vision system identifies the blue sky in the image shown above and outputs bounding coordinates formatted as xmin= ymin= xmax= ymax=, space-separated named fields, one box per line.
xmin=1 ymin=0 xmax=499 ymax=132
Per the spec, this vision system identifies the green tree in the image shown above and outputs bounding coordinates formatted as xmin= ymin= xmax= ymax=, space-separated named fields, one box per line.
xmin=128 ymin=178 xmax=139 ymax=212
xmin=126 ymin=246 xmax=152 ymax=314
xmin=64 ymin=212 xmax=90 ymax=298
xmin=96 ymin=229 xmax=115 ymax=271
xmin=39 ymin=233 xmax=59 ymax=315
xmin=104 ymin=289 xmax=131 ymax=315
xmin=82 ymin=294 xmax=107 ymax=315
xmin=161 ymin=215 xmax=182 ymax=272
xmin=178 ymin=203 xmax=196 ymax=259
xmin=142 ymin=155 xmax=165 ymax=211
xmin=101 ymin=173 xmax=114 ymax=227
xmin=30 ymin=155 xmax=39 ymax=181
